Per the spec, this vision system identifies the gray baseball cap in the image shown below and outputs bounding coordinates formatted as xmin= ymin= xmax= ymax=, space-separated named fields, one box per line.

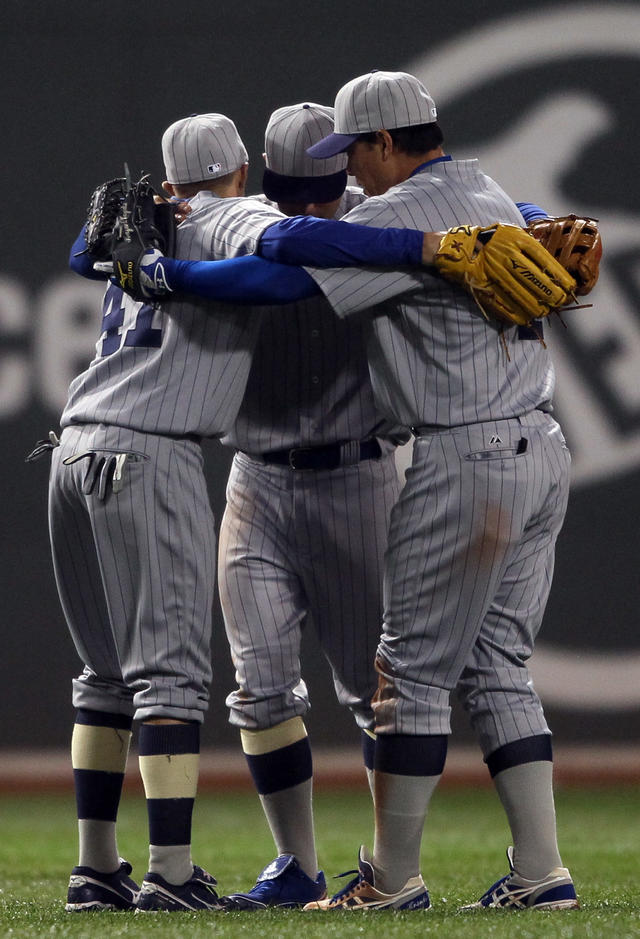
xmin=307 ymin=70 xmax=438 ymax=159
xmin=162 ymin=113 xmax=249 ymax=184
xmin=265 ymin=103 xmax=347 ymax=176
xmin=263 ymin=102 xmax=348 ymax=203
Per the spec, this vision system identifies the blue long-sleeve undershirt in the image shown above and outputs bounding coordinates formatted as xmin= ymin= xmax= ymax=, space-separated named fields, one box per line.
xmin=257 ymin=215 xmax=424 ymax=267
xmin=68 ymin=222 xmax=317 ymax=302
xmin=159 ymin=199 xmax=550 ymax=305
xmin=159 ymin=255 xmax=319 ymax=304
xmin=69 ymin=225 xmax=110 ymax=280
xmin=516 ymin=201 xmax=548 ymax=223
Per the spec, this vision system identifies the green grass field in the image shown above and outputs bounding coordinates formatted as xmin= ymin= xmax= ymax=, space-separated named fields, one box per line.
xmin=1 ymin=785 xmax=638 ymax=937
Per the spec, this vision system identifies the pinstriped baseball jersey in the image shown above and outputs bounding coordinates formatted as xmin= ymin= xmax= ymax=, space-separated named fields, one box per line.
xmin=309 ymin=160 xmax=555 ymax=428
xmin=220 ymin=293 xmax=406 ymax=453
xmin=216 ymin=183 xmax=406 ymax=731
xmin=196 ymin=192 xmax=285 ymax=259
xmin=221 ymin=186 xmax=407 ymax=452
xmin=336 ymin=185 xmax=367 ymax=217
xmin=60 ymin=190 xmax=274 ymax=437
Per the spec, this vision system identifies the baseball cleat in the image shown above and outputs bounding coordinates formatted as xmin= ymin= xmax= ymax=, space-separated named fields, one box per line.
xmin=459 ymin=847 xmax=579 ymax=910
xmin=65 ymin=858 xmax=140 ymax=911
xmin=220 ymin=854 xmax=327 ymax=910
xmin=135 ymin=864 xmax=222 ymax=912
xmin=303 ymin=846 xmax=431 ymax=911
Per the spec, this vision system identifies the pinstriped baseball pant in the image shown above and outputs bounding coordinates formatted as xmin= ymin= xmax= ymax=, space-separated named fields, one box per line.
xmin=373 ymin=411 xmax=571 ymax=756
xmin=218 ymin=448 xmax=401 ymax=732
xmin=49 ymin=423 xmax=216 ymax=722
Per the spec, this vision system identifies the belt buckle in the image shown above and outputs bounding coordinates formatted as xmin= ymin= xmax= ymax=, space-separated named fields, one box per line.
xmin=289 ymin=447 xmax=311 ymax=469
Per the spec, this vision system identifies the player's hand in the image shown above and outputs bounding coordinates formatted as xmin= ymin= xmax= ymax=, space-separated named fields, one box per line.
xmin=94 ymin=261 xmax=114 ymax=275
xmin=421 ymin=231 xmax=446 ymax=265
xmin=155 ymin=194 xmax=191 ymax=225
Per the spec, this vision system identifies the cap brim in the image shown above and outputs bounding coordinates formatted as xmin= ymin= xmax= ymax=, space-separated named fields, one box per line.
xmin=306 ymin=133 xmax=359 ymax=159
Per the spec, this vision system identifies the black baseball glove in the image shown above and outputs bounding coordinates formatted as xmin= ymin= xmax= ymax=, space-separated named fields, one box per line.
xmin=83 ymin=177 xmax=129 ymax=262
xmin=107 ymin=175 xmax=177 ymax=301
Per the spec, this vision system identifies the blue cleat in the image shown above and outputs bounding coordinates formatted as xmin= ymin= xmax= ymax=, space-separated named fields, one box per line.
xmin=221 ymin=854 xmax=327 ymax=910
xmin=459 ymin=847 xmax=579 ymax=910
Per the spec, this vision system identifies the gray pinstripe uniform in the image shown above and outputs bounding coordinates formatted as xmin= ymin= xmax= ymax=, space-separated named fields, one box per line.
xmin=218 ymin=187 xmax=409 ymax=732
xmin=50 ymin=191 xmax=264 ymax=722
xmin=309 ymin=159 xmax=571 ymax=756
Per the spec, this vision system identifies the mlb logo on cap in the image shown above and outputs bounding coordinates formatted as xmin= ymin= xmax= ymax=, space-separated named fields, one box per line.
xmin=162 ymin=113 xmax=248 ymax=184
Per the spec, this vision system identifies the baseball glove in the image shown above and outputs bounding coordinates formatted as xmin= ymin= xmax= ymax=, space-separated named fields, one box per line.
xmin=83 ymin=177 xmax=128 ymax=261
xmin=526 ymin=215 xmax=602 ymax=296
xmin=108 ymin=174 xmax=177 ymax=301
xmin=87 ymin=174 xmax=177 ymax=300
xmin=433 ymin=223 xmax=577 ymax=327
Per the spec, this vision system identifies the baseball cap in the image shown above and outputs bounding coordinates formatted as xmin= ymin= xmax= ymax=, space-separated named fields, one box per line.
xmin=162 ymin=113 xmax=248 ymax=184
xmin=307 ymin=70 xmax=438 ymax=159
xmin=262 ymin=103 xmax=348 ymax=204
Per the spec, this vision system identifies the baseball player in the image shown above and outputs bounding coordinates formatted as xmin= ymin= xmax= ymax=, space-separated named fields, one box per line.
xmin=47 ymin=113 xmax=266 ymax=913
xmin=293 ymin=70 xmax=579 ymax=911
xmin=214 ymin=103 xmax=406 ymax=911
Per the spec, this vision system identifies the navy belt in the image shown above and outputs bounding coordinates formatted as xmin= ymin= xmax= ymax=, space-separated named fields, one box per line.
xmin=260 ymin=438 xmax=381 ymax=470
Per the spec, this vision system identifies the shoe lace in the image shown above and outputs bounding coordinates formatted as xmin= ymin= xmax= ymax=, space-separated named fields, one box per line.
xmin=329 ymin=869 xmax=365 ymax=904
xmin=486 ymin=874 xmax=516 ymax=903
